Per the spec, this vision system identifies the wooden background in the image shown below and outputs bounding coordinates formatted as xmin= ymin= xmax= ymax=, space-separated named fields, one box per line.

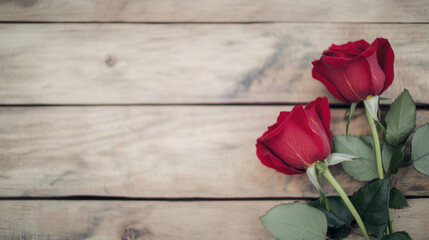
xmin=1 ymin=1 xmax=429 ymax=239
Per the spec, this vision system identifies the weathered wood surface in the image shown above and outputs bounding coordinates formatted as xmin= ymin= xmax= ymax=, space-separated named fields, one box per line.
xmin=1 ymin=0 xmax=428 ymax=23
xmin=1 ymin=24 xmax=429 ymax=105
xmin=0 ymin=199 xmax=427 ymax=240
xmin=1 ymin=106 xmax=428 ymax=197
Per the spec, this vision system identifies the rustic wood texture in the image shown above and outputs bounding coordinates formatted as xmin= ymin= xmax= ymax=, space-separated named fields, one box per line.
xmin=1 ymin=24 xmax=429 ymax=105
xmin=1 ymin=1 xmax=428 ymax=239
xmin=0 ymin=199 xmax=427 ymax=240
xmin=1 ymin=106 xmax=428 ymax=197
xmin=0 ymin=0 xmax=428 ymax=23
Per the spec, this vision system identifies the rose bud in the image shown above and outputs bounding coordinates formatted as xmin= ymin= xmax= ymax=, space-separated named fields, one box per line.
xmin=256 ymin=97 xmax=332 ymax=175
xmin=312 ymin=38 xmax=395 ymax=103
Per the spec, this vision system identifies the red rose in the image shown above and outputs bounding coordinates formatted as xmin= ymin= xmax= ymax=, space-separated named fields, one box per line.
xmin=256 ymin=97 xmax=332 ymax=175
xmin=312 ymin=38 xmax=394 ymax=103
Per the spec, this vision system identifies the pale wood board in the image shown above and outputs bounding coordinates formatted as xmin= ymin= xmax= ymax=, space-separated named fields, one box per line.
xmin=0 ymin=0 xmax=428 ymax=23
xmin=1 ymin=24 xmax=429 ymax=105
xmin=1 ymin=106 xmax=428 ymax=197
xmin=0 ymin=199 xmax=427 ymax=240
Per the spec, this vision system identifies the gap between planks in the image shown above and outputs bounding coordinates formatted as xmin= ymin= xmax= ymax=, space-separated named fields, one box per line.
xmin=2 ymin=195 xmax=429 ymax=201
xmin=2 ymin=21 xmax=429 ymax=24
xmin=0 ymin=104 xmax=429 ymax=111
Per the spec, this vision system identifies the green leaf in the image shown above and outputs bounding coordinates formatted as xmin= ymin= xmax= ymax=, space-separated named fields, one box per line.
xmin=389 ymin=187 xmax=409 ymax=209
xmin=385 ymin=89 xmax=416 ymax=146
xmin=334 ymin=135 xmax=378 ymax=181
xmin=330 ymin=225 xmax=351 ymax=240
xmin=346 ymin=103 xmax=357 ymax=139
xmin=382 ymin=142 xmax=394 ymax=173
xmin=381 ymin=231 xmax=412 ymax=240
xmin=309 ymin=197 xmax=353 ymax=229
xmin=260 ymin=202 xmax=327 ymax=240
xmin=389 ymin=145 xmax=405 ymax=174
xmin=360 ymin=135 xmax=375 ymax=147
xmin=351 ymin=177 xmax=391 ymax=239
xmin=361 ymin=136 xmax=399 ymax=174
xmin=412 ymin=123 xmax=429 ymax=176
xmin=360 ymin=135 xmax=384 ymax=150
xmin=382 ymin=143 xmax=405 ymax=174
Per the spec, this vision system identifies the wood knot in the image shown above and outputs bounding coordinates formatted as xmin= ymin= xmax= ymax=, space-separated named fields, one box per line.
xmin=121 ymin=227 xmax=151 ymax=240
xmin=105 ymin=55 xmax=116 ymax=67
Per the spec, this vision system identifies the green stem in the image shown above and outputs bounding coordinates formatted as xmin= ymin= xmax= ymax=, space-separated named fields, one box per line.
xmin=364 ymin=104 xmax=394 ymax=234
xmin=388 ymin=215 xmax=394 ymax=234
xmin=322 ymin=168 xmax=371 ymax=240
xmin=364 ymin=106 xmax=384 ymax=180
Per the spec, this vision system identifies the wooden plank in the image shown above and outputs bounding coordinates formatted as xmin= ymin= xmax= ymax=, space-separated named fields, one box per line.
xmin=0 ymin=24 xmax=428 ymax=105
xmin=0 ymin=199 xmax=427 ymax=240
xmin=0 ymin=0 xmax=428 ymax=23
xmin=1 ymin=106 xmax=428 ymax=198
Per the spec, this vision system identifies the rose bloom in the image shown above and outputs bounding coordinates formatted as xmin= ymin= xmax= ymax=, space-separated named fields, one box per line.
xmin=312 ymin=38 xmax=394 ymax=103
xmin=256 ymin=97 xmax=332 ymax=175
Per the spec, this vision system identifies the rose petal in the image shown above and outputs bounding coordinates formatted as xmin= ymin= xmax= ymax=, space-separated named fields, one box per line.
xmin=322 ymin=54 xmax=355 ymax=66
xmin=367 ymin=54 xmax=386 ymax=95
xmin=256 ymin=143 xmax=304 ymax=175
xmin=356 ymin=39 xmax=386 ymax=95
xmin=321 ymin=56 xmax=374 ymax=102
xmin=325 ymin=50 xmax=357 ymax=59
xmin=263 ymin=105 xmax=328 ymax=169
xmin=258 ymin=111 xmax=291 ymax=141
xmin=256 ymin=143 xmax=274 ymax=168
xmin=376 ymin=38 xmax=395 ymax=93
xmin=312 ymin=59 xmax=348 ymax=103
xmin=305 ymin=97 xmax=332 ymax=141
xmin=330 ymin=40 xmax=370 ymax=54
xmin=304 ymin=103 xmax=331 ymax=158
xmin=259 ymin=111 xmax=290 ymax=139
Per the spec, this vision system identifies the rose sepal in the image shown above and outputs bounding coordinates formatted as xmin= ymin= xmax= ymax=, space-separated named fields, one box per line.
xmin=326 ymin=153 xmax=358 ymax=166
xmin=306 ymin=163 xmax=332 ymax=211
xmin=306 ymin=154 xmax=358 ymax=198
xmin=363 ymin=95 xmax=380 ymax=121
xmin=306 ymin=154 xmax=357 ymax=212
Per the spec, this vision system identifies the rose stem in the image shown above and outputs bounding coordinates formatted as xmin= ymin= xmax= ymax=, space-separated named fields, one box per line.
xmin=364 ymin=106 xmax=384 ymax=179
xmin=364 ymin=105 xmax=394 ymax=234
xmin=322 ymin=167 xmax=371 ymax=240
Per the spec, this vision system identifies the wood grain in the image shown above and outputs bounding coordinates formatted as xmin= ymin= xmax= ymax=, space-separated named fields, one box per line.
xmin=1 ymin=106 xmax=428 ymax=198
xmin=0 ymin=24 xmax=429 ymax=105
xmin=0 ymin=0 xmax=428 ymax=23
xmin=0 ymin=199 xmax=427 ymax=240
